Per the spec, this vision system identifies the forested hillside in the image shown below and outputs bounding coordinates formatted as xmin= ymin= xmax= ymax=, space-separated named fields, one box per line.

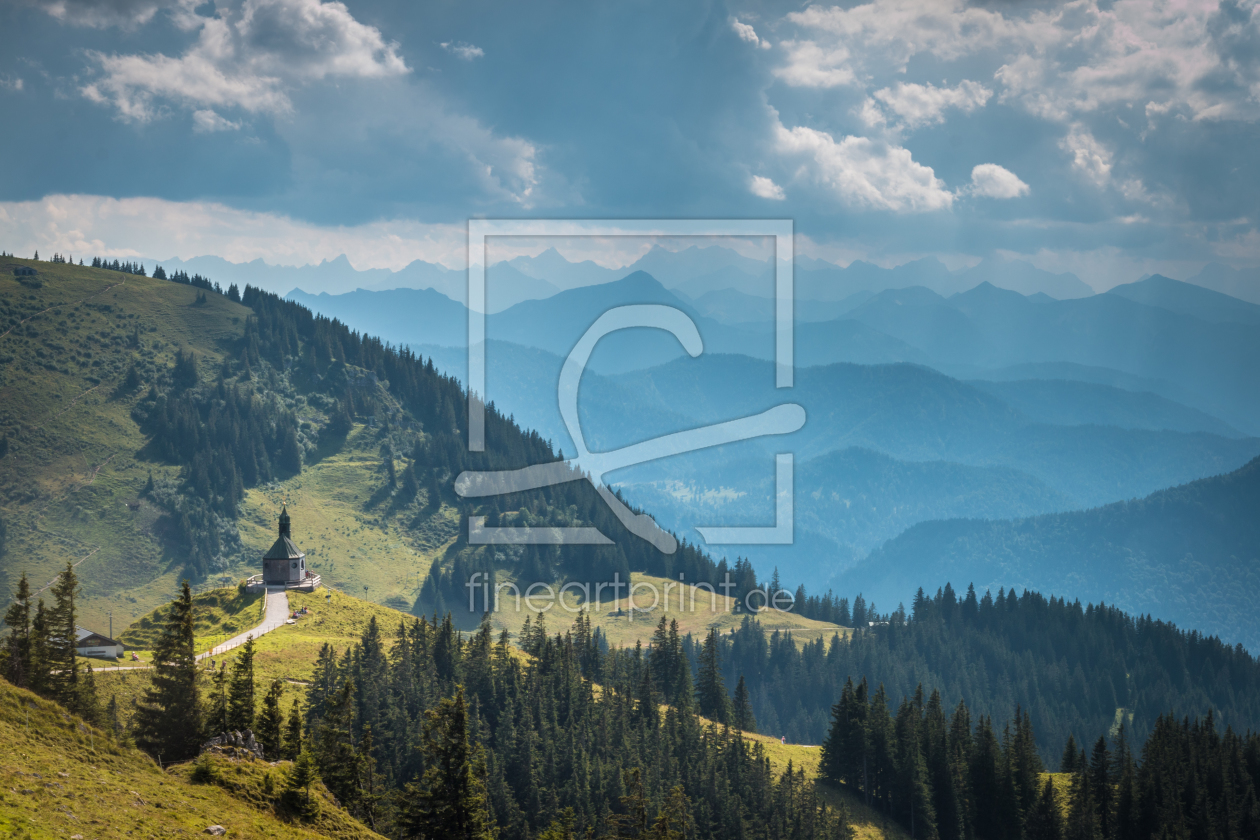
xmin=841 ymin=455 xmax=1260 ymax=652
xmin=714 ymin=584 xmax=1260 ymax=760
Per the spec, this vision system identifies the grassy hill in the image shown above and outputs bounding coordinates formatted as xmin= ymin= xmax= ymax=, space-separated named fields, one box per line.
xmin=0 ymin=256 xmax=459 ymax=632
xmin=0 ymin=678 xmax=381 ymax=839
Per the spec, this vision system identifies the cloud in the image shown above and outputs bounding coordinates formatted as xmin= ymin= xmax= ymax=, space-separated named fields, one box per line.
xmin=774 ymin=40 xmax=855 ymax=88
xmin=82 ymin=0 xmax=408 ymax=121
xmin=968 ymin=164 xmax=1030 ymax=199
xmin=0 ymin=194 xmax=467 ymax=272
xmin=731 ymin=18 xmax=771 ymax=50
xmin=749 ymin=175 xmax=785 ymax=200
xmin=870 ymin=80 xmax=991 ymax=129
xmin=0 ymin=75 xmax=23 ymax=91
xmin=192 ymin=108 xmax=242 ymax=132
xmin=440 ymin=41 xmax=485 ymax=61
xmin=775 ymin=123 xmax=953 ymax=212
xmin=21 ymin=0 xmax=184 ymax=28
xmin=1059 ymin=124 xmax=1112 ymax=186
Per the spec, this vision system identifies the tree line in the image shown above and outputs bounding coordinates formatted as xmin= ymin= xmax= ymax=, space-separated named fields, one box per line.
xmin=819 ymin=675 xmax=1260 ymax=840
xmin=712 ymin=584 xmax=1260 ymax=763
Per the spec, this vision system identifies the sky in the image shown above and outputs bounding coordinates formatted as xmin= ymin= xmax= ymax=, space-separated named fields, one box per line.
xmin=2 ymin=0 xmax=1260 ymax=291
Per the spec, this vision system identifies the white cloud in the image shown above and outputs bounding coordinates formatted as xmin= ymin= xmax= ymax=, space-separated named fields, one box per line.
xmin=750 ymin=175 xmax=785 ymax=200
xmin=0 ymin=75 xmax=23 ymax=91
xmin=0 ymin=194 xmax=467 ymax=272
xmin=82 ymin=0 xmax=408 ymax=121
xmin=440 ymin=41 xmax=485 ymax=60
xmin=968 ymin=163 xmax=1030 ymax=199
xmin=871 ymin=80 xmax=991 ymax=129
xmin=22 ymin=0 xmax=186 ymax=28
xmin=774 ymin=40 xmax=855 ymax=88
xmin=775 ymin=123 xmax=953 ymax=212
xmin=1059 ymin=124 xmax=1112 ymax=186
xmin=731 ymin=18 xmax=771 ymax=50
xmin=192 ymin=108 xmax=242 ymax=132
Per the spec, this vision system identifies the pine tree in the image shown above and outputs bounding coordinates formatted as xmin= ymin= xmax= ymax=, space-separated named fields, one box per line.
xmin=285 ymin=697 xmax=304 ymax=759
xmin=256 ymin=679 xmax=285 ymax=758
xmin=207 ymin=664 xmax=229 ymax=735
xmin=28 ymin=598 xmax=51 ymax=697
xmin=733 ymin=675 xmax=757 ymax=732
xmin=1026 ymin=777 xmax=1064 ymax=840
xmin=695 ymin=628 xmax=731 ymax=725
xmin=399 ymin=685 xmax=495 ymax=840
xmin=227 ymin=635 xmax=256 ymax=731
xmin=134 ymin=582 xmax=203 ymax=762
xmin=315 ymin=678 xmax=363 ymax=809
xmin=3 ymin=572 xmax=32 ymax=687
xmin=48 ymin=562 xmax=86 ymax=713
xmin=1064 ymin=768 xmax=1101 ymax=840
xmin=286 ymin=749 xmax=320 ymax=816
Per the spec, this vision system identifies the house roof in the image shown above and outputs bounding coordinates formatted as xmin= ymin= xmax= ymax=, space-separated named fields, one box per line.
xmin=74 ymin=626 xmax=121 ymax=647
xmin=264 ymin=535 xmax=305 ymax=560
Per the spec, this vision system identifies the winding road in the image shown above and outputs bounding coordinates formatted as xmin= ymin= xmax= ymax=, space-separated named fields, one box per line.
xmin=91 ymin=585 xmax=291 ymax=672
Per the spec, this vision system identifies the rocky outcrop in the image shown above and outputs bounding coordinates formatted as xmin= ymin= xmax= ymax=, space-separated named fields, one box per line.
xmin=200 ymin=729 xmax=265 ymax=760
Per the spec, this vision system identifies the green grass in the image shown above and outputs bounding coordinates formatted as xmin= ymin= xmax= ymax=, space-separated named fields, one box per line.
xmin=0 ymin=678 xmax=382 ymax=839
xmin=0 ymin=256 xmax=458 ymax=636
xmin=119 ymin=582 xmax=265 ymax=651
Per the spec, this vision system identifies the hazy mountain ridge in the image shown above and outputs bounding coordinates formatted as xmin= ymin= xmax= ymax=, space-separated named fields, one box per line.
xmin=840 ymin=454 xmax=1260 ymax=653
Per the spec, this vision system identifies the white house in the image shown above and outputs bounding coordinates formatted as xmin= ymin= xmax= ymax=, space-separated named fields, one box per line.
xmin=75 ymin=627 xmax=125 ymax=659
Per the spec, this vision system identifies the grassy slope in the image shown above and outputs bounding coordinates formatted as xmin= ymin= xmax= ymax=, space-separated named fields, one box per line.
xmin=0 ymin=257 xmax=252 ymax=631
xmin=0 ymin=256 xmax=459 ymax=633
xmin=0 ymin=679 xmax=382 ymax=839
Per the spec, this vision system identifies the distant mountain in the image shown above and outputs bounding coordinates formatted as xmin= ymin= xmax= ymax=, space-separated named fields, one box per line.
xmin=956 ymin=256 xmax=1095 ymax=299
xmin=840 ymin=455 xmax=1260 ymax=653
xmin=1106 ymin=274 xmax=1260 ymax=325
xmin=287 ymin=286 xmax=467 ymax=347
xmin=506 ymin=246 xmax=622 ymax=290
xmin=968 ymin=379 xmax=1244 ymax=438
xmin=627 ymin=244 xmax=772 ymax=289
xmin=1185 ymin=262 xmax=1260 ymax=305
xmin=152 ymin=253 xmax=463 ymax=298
xmin=685 ymin=288 xmax=872 ymax=324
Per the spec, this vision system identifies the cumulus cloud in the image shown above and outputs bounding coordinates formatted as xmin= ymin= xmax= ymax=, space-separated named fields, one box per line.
xmin=82 ymin=0 xmax=408 ymax=121
xmin=870 ymin=80 xmax=991 ymax=129
xmin=750 ymin=175 xmax=785 ymax=200
xmin=731 ymin=18 xmax=771 ymax=50
xmin=775 ymin=123 xmax=953 ymax=213
xmin=1059 ymin=124 xmax=1112 ymax=186
xmin=21 ymin=0 xmax=184 ymax=28
xmin=968 ymin=164 xmax=1030 ymax=199
xmin=440 ymin=41 xmax=485 ymax=60
xmin=774 ymin=40 xmax=855 ymax=88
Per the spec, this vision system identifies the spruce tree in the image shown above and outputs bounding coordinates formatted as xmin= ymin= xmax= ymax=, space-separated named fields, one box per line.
xmin=227 ymin=635 xmax=256 ymax=731
xmin=285 ymin=697 xmax=304 ymax=759
xmin=256 ymin=679 xmax=285 ymax=758
xmin=48 ymin=562 xmax=85 ymax=712
xmin=1026 ymin=777 xmax=1064 ymax=840
xmin=695 ymin=628 xmax=731 ymax=725
xmin=286 ymin=749 xmax=320 ymax=816
xmin=207 ymin=664 xmax=229 ymax=735
xmin=315 ymin=678 xmax=363 ymax=809
xmin=28 ymin=598 xmax=51 ymax=697
xmin=399 ymin=685 xmax=495 ymax=840
xmin=3 ymin=572 xmax=32 ymax=688
xmin=134 ymin=582 xmax=203 ymax=762
xmin=733 ymin=675 xmax=757 ymax=733
xmin=1064 ymin=767 xmax=1101 ymax=840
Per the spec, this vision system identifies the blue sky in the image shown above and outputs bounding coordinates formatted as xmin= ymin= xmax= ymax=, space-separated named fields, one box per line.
xmin=2 ymin=0 xmax=1260 ymax=289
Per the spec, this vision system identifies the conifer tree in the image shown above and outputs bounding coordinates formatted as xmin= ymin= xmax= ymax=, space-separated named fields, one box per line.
xmin=134 ymin=582 xmax=203 ymax=762
xmin=227 ymin=635 xmax=257 ymax=731
xmin=399 ymin=685 xmax=495 ymax=840
xmin=286 ymin=749 xmax=320 ymax=816
xmin=1064 ymin=768 xmax=1101 ymax=840
xmin=285 ymin=697 xmax=304 ymax=759
xmin=28 ymin=598 xmax=51 ymax=697
xmin=256 ymin=679 xmax=285 ymax=758
xmin=733 ymin=675 xmax=757 ymax=733
xmin=315 ymin=678 xmax=363 ymax=809
xmin=2 ymin=572 xmax=32 ymax=688
xmin=695 ymin=628 xmax=731 ymax=725
xmin=48 ymin=562 xmax=91 ymax=716
xmin=1026 ymin=778 xmax=1064 ymax=840
xmin=207 ymin=664 xmax=229 ymax=734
